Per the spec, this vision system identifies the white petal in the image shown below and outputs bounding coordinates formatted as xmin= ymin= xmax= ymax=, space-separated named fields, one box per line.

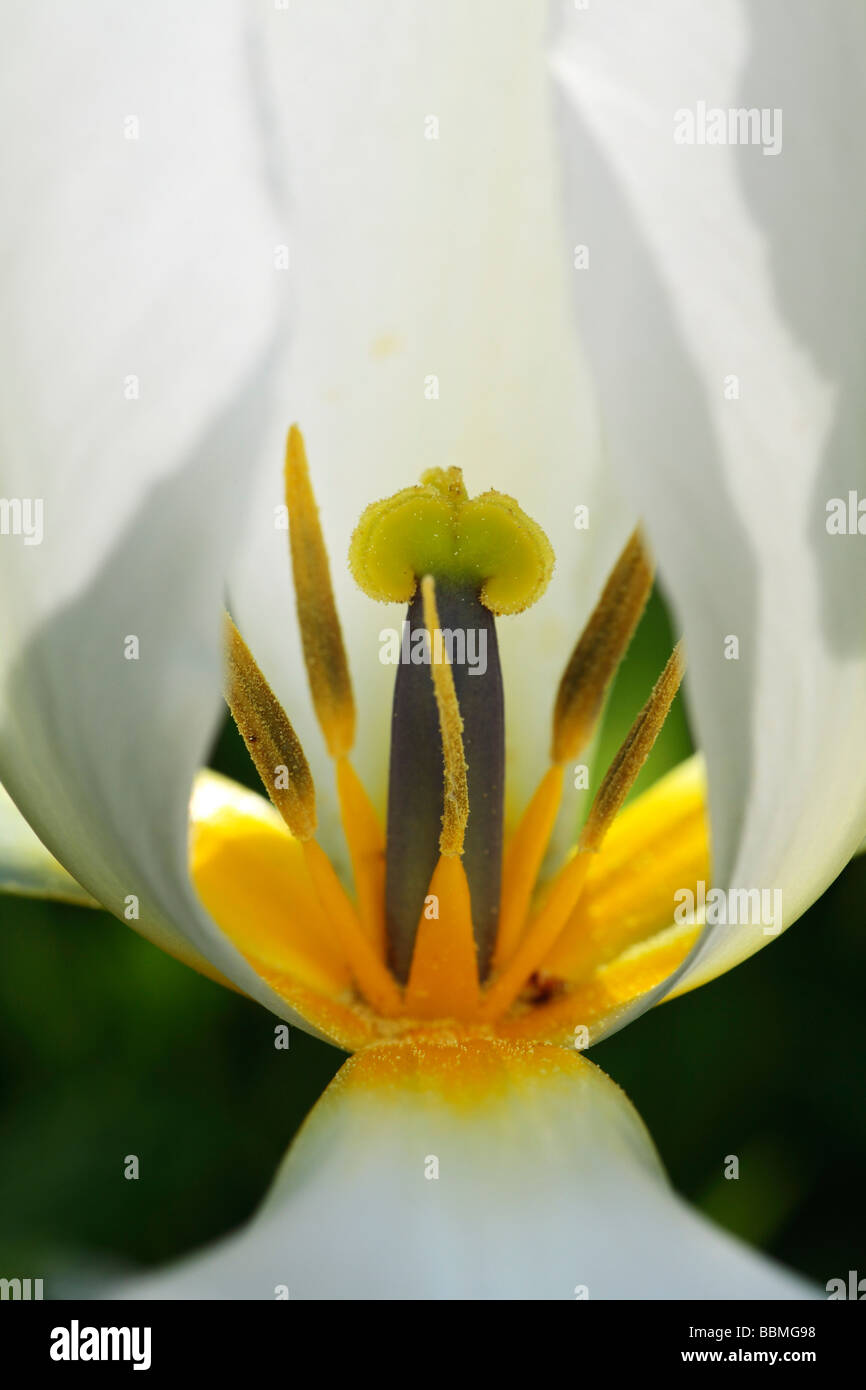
xmin=0 ymin=783 xmax=96 ymax=906
xmin=111 ymin=1037 xmax=812 ymax=1300
xmin=228 ymin=1 xmax=634 ymax=861
xmin=0 ymin=2 xmax=332 ymax=1030
xmin=550 ymin=0 xmax=866 ymax=991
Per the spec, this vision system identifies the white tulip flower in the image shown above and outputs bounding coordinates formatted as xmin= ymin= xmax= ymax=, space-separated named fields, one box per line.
xmin=1 ymin=0 xmax=863 ymax=1300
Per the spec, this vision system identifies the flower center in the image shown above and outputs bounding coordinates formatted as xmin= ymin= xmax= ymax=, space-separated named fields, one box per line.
xmin=218 ymin=426 xmax=692 ymax=1034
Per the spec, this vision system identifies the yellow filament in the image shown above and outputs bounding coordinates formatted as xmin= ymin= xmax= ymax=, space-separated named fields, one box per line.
xmin=335 ymin=757 xmax=386 ymax=954
xmin=285 ymin=425 xmax=355 ymax=759
xmin=224 ymin=614 xmax=317 ymax=841
xmin=302 ymin=839 xmax=402 ymax=1016
xmin=420 ymin=574 xmax=469 ymax=857
xmin=405 ymin=855 xmax=480 ymax=1019
xmin=493 ymin=764 xmax=564 ymax=969
xmin=551 ymin=529 xmax=654 ymax=764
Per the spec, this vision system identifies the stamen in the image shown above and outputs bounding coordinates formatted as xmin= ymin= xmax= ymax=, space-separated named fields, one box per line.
xmin=494 ymin=529 xmax=653 ymax=968
xmin=481 ymin=642 xmax=685 ymax=1020
xmin=420 ymin=575 xmax=470 ymax=858
xmin=225 ymin=612 xmax=398 ymax=1012
xmin=551 ymin=528 xmax=654 ymax=765
xmin=404 ymin=854 xmax=480 ymax=1018
xmin=285 ymin=425 xmax=355 ymax=759
xmin=224 ymin=615 xmax=316 ymax=842
xmin=286 ymin=426 xmax=388 ymax=951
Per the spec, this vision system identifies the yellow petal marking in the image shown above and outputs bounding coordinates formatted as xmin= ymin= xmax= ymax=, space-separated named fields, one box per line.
xmin=190 ymin=772 xmax=350 ymax=996
xmin=323 ymin=1032 xmax=598 ymax=1112
xmin=542 ymin=755 xmax=709 ymax=980
xmin=246 ymin=969 xmax=377 ymax=1052
xmin=188 ymin=774 xmax=380 ymax=1050
xmin=405 ymin=855 xmax=480 ymax=1019
xmin=495 ymin=922 xmax=701 ymax=1044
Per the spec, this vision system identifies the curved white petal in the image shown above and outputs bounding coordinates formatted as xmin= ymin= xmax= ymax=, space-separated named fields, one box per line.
xmin=550 ymin=0 xmax=866 ymax=992
xmin=111 ymin=1037 xmax=812 ymax=1300
xmin=0 ymin=2 xmax=334 ymax=1031
xmin=0 ymin=783 xmax=97 ymax=906
xmin=228 ymin=1 xmax=635 ymax=862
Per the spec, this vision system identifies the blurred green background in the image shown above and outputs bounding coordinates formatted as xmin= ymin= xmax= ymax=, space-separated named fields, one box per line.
xmin=0 ymin=587 xmax=863 ymax=1289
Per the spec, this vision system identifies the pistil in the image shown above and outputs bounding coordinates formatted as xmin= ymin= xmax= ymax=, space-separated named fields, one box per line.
xmin=384 ymin=579 xmax=503 ymax=982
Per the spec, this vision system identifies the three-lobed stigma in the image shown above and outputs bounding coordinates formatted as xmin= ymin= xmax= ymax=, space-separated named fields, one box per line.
xmin=348 ymin=466 xmax=555 ymax=614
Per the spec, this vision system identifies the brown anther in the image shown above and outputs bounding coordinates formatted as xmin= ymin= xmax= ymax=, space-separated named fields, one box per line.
xmin=580 ymin=641 xmax=685 ymax=853
xmin=224 ymin=614 xmax=317 ymax=842
xmin=285 ymin=424 xmax=356 ymax=759
xmin=551 ymin=528 xmax=654 ymax=764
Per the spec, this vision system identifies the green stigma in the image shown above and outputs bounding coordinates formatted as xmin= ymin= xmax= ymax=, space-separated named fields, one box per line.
xmin=347 ymin=466 xmax=555 ymax=615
